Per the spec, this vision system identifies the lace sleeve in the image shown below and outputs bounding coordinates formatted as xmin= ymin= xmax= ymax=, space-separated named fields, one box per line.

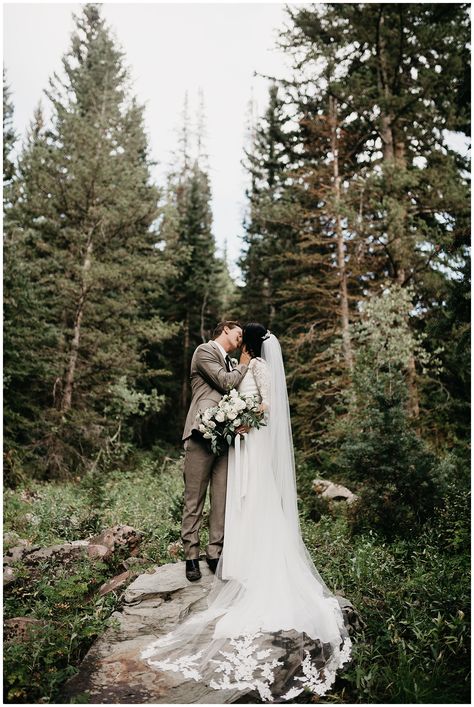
xmin=251 ymin=358 xmax=270 ymax=411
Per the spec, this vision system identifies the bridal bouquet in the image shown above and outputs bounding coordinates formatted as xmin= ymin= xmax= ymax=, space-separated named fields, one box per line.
xmin=196 ymin=389 xmax=265 ymax=456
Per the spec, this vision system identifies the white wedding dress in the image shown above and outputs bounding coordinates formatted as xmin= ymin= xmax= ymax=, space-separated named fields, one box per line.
xmin=140 ymin=335 xmax=352 ymax=702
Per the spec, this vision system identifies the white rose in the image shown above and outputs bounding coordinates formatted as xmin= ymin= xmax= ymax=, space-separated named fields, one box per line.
xmin=227 ymin=411 xmax=237 ymax=420
xmin=233 ymin=418 xmax=241 ymax=426
xmin=230 ymin=389 xmax=238 ymax=398
xmin=203 ymin=432 xmax=213 ymax=439
xmin=199 ymin=424 xmax=207 ymax=433
xmin=207 ymin=420 xmax=216 ymax=429
xmin=215 ymin=411 xmax=225 ymax=423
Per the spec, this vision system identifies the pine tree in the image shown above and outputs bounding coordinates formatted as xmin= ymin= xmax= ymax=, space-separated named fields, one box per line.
xmin=155 ymin=95 xmax=229 ymax=434
xmin=240 ymin=80 xmax=366 ymax=455
xmin=3 ymin=69 xmax=16 ymax=197
xmin=252 ymin=2 xmax=470 ymax=454
xmin=420 ymin=257 xmax=470 ymax=457
xmin=282 ymin=3 xmax=470 ymax=419
xmin=240 ymin=83 xmax=299 ymax=327
xmin=3 ymin=101 xmax=61 ymax=482
xmin=5 ymin=5 xmax=176 ymax=477
xmin=280 ymin=0 xmax=471 ymax=278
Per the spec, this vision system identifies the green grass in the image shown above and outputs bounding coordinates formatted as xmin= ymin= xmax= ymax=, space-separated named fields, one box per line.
xmin=3 ymin=449 xmax=471 ymax=703
xmin=299 ymin=500 xmax=470 ymax=703
xmin=4 ymin=449 xmax=188 ymax=564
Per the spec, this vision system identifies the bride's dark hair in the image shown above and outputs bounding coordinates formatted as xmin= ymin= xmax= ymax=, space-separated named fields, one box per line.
xmin=242 ymin=322 xmax=268 ymax=358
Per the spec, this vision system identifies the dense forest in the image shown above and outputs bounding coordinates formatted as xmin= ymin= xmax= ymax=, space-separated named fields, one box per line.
xmin=3 ymin=3 xmax=470 ymax=704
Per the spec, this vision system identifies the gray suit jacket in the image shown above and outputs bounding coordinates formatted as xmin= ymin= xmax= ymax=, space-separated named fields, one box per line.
xmin=182 ymin=340 xmax=248 ymax=441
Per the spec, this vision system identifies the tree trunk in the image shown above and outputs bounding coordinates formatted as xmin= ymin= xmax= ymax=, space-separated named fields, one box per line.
xmin=407 ymin=352 xmax=420 ymax=419
xmin=61 ymin=232 xmax=94 ymax=413
xmin=376 ymin=8 xmax=395 ymax=162
xmin=200 ymin=290 xmax=209 ymax=343
xmin=376 ymin=12 xmax=419 ymax=419
xmin=394 ymin=139 xmax=407 ymax=283
xmin=181 ymin=314 xmax=190 ymax=419
xmin=329 ymin=95 xmax=353 ymax=371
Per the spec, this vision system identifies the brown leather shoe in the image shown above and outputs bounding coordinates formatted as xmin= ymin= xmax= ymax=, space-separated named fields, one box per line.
xmin=185 ymin=559 xmax=201 ymax=582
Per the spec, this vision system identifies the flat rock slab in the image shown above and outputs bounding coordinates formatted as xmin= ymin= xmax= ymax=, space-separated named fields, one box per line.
xmin=60 ymin=561 xmax=358 ymax=704
xmin=60 ymin=561 xmax=249 ymax=704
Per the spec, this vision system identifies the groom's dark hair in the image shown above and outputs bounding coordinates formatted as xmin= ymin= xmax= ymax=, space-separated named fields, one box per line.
xmin=213 ymin=320 xmax=242 ymax=339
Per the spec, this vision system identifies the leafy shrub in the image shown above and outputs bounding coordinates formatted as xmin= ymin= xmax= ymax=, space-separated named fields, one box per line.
xmin=4 ymin=445 xmax=469 ymax=704
xmin=4 ymin=556 xmax=119 ymax=704
xmin=339 ymin=382 xmax=445 ymax=539
xmin=300 ymin=509 xmax=470 ymax=704
xmin=329 ymin=285 xmax=446 ymax=539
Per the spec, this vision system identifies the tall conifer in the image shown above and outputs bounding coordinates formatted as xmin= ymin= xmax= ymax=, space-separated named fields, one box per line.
xmin=156 ymin=94 xmax=229 ymax=433
xmin=240 ymin=84 xmax=298 ymax=327
xmin=241 ymin=3 xmax=470 ymax=455
xmin=5 ymin=5 xmax=176 ymax=476
xmin=3 ymin=69 xmax=16 ymax=195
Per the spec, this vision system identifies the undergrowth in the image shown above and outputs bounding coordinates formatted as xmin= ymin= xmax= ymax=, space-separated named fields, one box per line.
xmin=3 ymin=447 xmax=470 ymax=703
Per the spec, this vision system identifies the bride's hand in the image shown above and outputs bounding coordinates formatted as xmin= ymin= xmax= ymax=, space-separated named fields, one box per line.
xmin=239 ymin=345 xmax=251 ymax=366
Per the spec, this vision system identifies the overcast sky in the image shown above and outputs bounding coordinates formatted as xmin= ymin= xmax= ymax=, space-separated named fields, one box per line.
xmin=4 ymin=2 xmax=295 ymax=278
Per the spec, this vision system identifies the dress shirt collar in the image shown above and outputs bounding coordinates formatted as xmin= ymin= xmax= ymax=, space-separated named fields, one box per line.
xmin=214 ymin=340 xmax=228 ymax=362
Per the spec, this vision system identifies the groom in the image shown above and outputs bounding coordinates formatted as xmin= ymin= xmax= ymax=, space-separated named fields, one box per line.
xmin=181 ymin=320 xmax=251 ymax=581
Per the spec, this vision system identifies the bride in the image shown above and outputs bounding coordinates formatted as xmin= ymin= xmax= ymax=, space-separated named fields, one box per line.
xmin=140 ymin=323 xmax=353 ymax=702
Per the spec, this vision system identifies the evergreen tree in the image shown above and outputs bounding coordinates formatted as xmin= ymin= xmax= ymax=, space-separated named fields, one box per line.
xmin=420 ymin=258 xmax=470 ymax=457
xmin=4 ymin=5 xmax=176 ymax=477
xmin=275 ymin=91 xmax=364 ymax=454
xmin=328 ymin=285 xmax=446 ymax=540
xmin=3 ymin=69 xmax=16 ymax=196
xmin=156 ymin=96 xmax=229 ymax=435
xmin=281 ymin=4 xmax=470 ymax=418
xmin=240 ymin=82 xmax=365 ymax=455
xmin=3 ymin=101 xmax=60 ymax=484
xmin=240 ymin=83 xmax=299 ymax=328
xmin=249 ymin=2 xmax=471 ymax=454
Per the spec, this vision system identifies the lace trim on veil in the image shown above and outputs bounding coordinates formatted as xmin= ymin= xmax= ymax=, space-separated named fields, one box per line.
xmin=141 ymin=630 xmax=352 ymax=702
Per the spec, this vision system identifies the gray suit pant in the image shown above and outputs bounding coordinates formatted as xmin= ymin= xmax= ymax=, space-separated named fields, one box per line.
xmin=181 ymin=436 xmax=228 ymax=560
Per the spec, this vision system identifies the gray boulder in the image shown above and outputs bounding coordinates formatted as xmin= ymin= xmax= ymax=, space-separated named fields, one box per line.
xmin=60 ymin=560 xmax=245 ymax=703
xmin=313 ymin=478 xmax=358 ymax=504
xmin=3 ymin=526 xmax=144 ymax=587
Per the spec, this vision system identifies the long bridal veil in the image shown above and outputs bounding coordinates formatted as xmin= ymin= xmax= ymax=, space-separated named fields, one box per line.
xmin=261 ymin=334 xmax=339 ymax=600
xmin=140 ymin=333 xmax=353 ymax=702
